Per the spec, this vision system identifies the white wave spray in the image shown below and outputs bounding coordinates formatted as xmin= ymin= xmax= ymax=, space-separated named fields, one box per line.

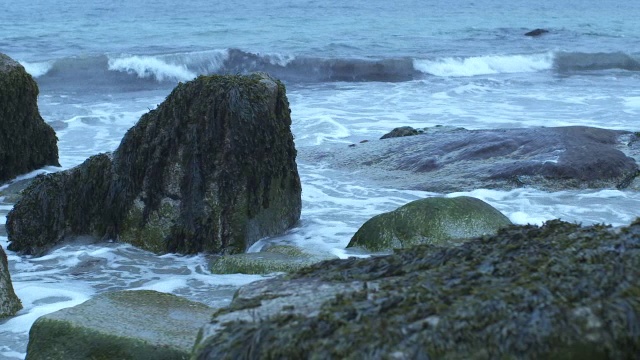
xmin=107 ymin=55 xmax=197 ymax=82
xmin=414 ymin=53 xmax=554 ymax=77
xmin=19 ymin=60 xmax=53 ymax=78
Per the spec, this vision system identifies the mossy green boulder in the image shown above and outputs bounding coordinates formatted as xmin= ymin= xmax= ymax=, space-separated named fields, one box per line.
xmin=210 ymin=245 xmax=338 ymax=274
xmin=0 ymin=244 xmax=22 ymax=318
xmin=7 ymin=73 xmax=302 ymax=256
xmin=193 ymin=220 xmax=640 ymax=359
xmin=0 ymin=53 xmax=59 ymax=184
xmin=26 ymin=290 xmax=212 ymax=360
xmin=348 ymin=196 xmax=512 ymax=251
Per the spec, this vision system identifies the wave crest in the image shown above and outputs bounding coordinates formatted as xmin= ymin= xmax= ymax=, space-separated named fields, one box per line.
xmin=414 ymin=53 xmax=554 ymax=77
xmin=107 ymin=55 xmax=197 ymax=82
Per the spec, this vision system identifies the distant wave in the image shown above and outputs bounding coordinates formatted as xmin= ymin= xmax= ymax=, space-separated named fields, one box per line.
xmin=413 ymin=53 xmax=554 ymax=77
xmin=107 ymin=56 xmax=197 ymax=82
xmin=554 ymin=51 xmax=640 ymax=72
xmin=21 ymin=49 xmax=640 ymax=90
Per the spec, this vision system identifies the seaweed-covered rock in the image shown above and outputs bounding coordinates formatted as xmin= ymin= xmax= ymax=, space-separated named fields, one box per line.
xmin=348 ymin=196 xmax=512 ymax=252
xmin=26 ymin=290 xmax=212 ymax=360
xmin=193 ymin=220 xmax=640 ymax=359
xmin=210 ymin=245 xmax=338 ymax=274
xmin=0 ymin=53 xmax=59 ymax=184
xmin=7 ymin=73 xmax=301 ymax=256
xmin=0 ymin=245 xmax=22 ymax=318
xmin=299 ymin=126 xmax=640 ymax=192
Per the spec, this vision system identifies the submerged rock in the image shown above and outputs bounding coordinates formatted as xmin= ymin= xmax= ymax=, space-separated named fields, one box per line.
xmin=298 ymin=126 xmax=640 ymax=192
xmin=0 ymin=53 xmax=59 ymax=184
xmin=348 ymin=196 xmax=512 ymax=252
xmin=210 ymin=244 xmax=338 ymax=274
xmin=26 ymin=290 xmax=212 ymax=360
xmin=193 ymin=220 xmax=640 ymax=359
xmin=7 ymin=73 xmax=302 ymax=256
xmin=0 ymin=245 xmax=22 ymax=318
xmin=524 ymin=28 xmax=549 ymax=37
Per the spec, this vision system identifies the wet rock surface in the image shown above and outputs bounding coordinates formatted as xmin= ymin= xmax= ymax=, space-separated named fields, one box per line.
xmin=7 ymin=73 xmax=302 ymax=256
xmin=26 ymin=290 xmax=212 ymax=360
xmin=0 ymin=245 xmax=22 ymax=318
xmin=193 ymin=220 xmax=640 ymax=359
xmin=299 ymin=126 xmax=640 ymax=193
xmin=348 ymin=196 xmax=512 ymax=252
xmin=0 ymin=53 xmax=59 ymax=184
xmin=209 ymin=244 xmax=338 ymax=275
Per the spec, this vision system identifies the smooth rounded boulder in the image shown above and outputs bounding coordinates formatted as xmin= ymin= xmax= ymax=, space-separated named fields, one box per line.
xmin=348 ymin=196 xmax=512 ymax=252
xmin=0 ymin=53 xmax=59 ymax=184
xmin=7 ymin=73 xmax=302 ymax=256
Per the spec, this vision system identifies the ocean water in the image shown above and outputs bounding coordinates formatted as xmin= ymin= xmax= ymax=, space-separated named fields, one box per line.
xmin=2 ymin=0 xmax=640 ymax=357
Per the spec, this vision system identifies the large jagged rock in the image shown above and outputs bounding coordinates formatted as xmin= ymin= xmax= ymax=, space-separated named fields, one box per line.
xmin=0 ymin=245 xmax=22 ymax=318
xmin=192 ymin=220 xmax=640 ymax=359
xmin=26 ymin=290 xmax=212 ymax=360
xmin=299 ymin=126 xmax=640 ymax=192
xmin=0 ymin=53 xmax=59 ymax=184
xmin=7 ymin=73 xmax=302 ymax=256
xmin=348 ymin=196 xmax=512 ymax=252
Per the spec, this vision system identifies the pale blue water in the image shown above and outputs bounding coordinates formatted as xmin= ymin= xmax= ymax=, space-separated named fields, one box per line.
xmin=2 ymin=0 xmax=640 ymax=357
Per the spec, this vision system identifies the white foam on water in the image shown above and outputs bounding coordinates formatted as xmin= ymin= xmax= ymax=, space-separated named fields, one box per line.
xmin=2 ymin=283 xmax=94 ymax=335
xmin=108 ymin=55 xmax=197 ymax=82
xmin=447 ymin=188 xmax=640 ymax=227
xmin=18 ymin=60 xmax=52 ymax=78
xmin=413 ymin=53 xmax=554 ymax=77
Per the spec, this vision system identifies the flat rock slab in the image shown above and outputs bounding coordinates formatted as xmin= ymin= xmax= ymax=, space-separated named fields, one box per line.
xmin=298 ymin=126 xmax=640 ymax=192
xmin=26 ymin=290 xmax=213 ymax=360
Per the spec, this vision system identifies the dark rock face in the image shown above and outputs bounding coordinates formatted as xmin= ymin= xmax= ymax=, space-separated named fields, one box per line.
xmin=379 ymin=126 xmax=420 ymax=139
xmin=0 ymin=245 xmax=22 ymax=318
xmin=525 ymin=28 xmax=549 ymax=37
xmin=193 ymin=220 xmax=640 ymax=359
xmin=7 ymin=73 xmax=302 ymax=256
xmin=0 ymin=53 xmax=59 ymax=184
xmin=298 ymin=126 xmax=640 ymax=192
xmin=348 ymin=196 xmax=512 ymax=252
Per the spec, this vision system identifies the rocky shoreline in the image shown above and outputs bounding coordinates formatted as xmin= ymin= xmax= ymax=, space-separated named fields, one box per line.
xmin=2 ymin=62 xmax=640 ymax=358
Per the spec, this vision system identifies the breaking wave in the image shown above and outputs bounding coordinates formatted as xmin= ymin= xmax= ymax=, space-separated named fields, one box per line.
xmin=413 ymin=53 xmax=554 ymax=77
xmin=23 ymin=49 xmax=640 ymax=90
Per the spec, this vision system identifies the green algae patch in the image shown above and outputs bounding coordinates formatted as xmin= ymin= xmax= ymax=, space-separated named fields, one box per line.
xmin=209 ymin=245 xmax=338 ymax=275
xmin=26 ymin=290 xmax=213 ymax=360
xmin=193 ymin=220 xmax=640 ymax=359
xmin=348 ymin=196 xmax=512 ymax=251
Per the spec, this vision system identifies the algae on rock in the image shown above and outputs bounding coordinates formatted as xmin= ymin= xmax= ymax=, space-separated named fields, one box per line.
xmin=209 ymin=245 xmax=338 ymax=275
xmin=348 ymin=196 xmax=512 ymax=251
xmin=0 ymin=53 xmax=59 ymax=184
xmin=7 ymin=73 xmax=301 ymax=256
xmin=26 ymin=290 xmax=212 ymax=360
xmin=193 ymin=220 xmax=640 ymax=359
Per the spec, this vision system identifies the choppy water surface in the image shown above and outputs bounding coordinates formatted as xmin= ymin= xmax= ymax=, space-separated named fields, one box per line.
xmin=3 ymin=0 xmax=640 ymax=357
